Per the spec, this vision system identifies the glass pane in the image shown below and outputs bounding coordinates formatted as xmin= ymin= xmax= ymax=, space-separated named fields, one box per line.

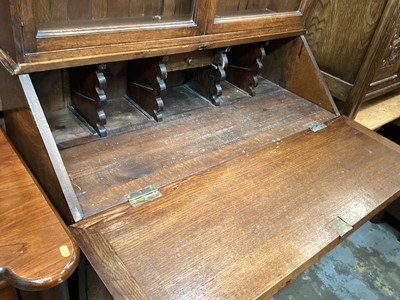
xmin=216 ymin=0 xmax=301 ymax=17
xmin=34 ymin=0 xmax=195 ymax=30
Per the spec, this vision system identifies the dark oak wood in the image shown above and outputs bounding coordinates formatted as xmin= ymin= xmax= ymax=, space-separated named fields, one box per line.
xmin=70 ymin=64 xmax=108 ymax=136
xmin=0 ymin=129 xmax=79 ymax=291
xmin=0 ymin=0 xmax=309 ymax=74
xmin=3 ymin=74 xmax=83 ymax=223
xmin=263 ymin=36 xmax=338 ymax=115
xmin=0 ymin=284 xmax=18 ymax=300
xmin=61 ymin=79 xmax=335 ymax=218
xmin=127 ymin=57 xmax=167 ymax=121
xmin=306 ymin=0 xmax=400 ymax=118
xmin=188 ymin=50 xmax=228 ymax=105
xmin=2 ymin=1 xmax=400 ymax=299
xmin=225 ymin=42 xmax=266 ymax=96
xmin=71 ymin=116 xmax=400 ymax=300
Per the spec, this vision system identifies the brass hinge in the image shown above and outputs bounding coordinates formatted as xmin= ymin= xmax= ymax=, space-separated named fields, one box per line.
xmin=126 ymin=185 xmax=162 ymax=208
xmin=327 ymin=216 xmax=353 ymax=237
xmin=305 ymin=120 xmax=327 ymax=132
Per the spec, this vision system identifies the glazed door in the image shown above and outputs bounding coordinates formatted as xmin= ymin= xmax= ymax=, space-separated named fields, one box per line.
xmin=17 ymin=0 xmax=202 ymax=53
xmin=207 ymin=0 xmax=307 ymax=35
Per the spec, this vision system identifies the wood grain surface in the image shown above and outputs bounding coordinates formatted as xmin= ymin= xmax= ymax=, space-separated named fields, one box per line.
xmin=71 ymin=116 xmax=400 ymax=299
xmin=263 ymin=36 xmax=338 ymax=115
xmin=0 ymin=0 xmax=307 ymax=74
xmin=355 ymin=90 xmax=400 ymax=130
xmin=61 ymin=79 xmax=335 ymax=218
xmin=306 ymin=0 xmax=387 ymax=83
xmin=0 ymin=129 xmax=79 ymax=291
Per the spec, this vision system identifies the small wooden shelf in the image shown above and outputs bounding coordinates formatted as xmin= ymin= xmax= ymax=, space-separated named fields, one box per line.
xmin=355 ymin=90 xmax=400 ymax=130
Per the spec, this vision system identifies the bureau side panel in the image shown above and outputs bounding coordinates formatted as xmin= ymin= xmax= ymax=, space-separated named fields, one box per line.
xmin=306 ymin=0 xmax=388 ymax=84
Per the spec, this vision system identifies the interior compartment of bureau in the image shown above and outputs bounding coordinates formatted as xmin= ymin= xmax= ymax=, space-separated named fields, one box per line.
xmin=30 ymin=37 xmax=339 ymax=218
xmin=3 ymin=30 xmax=400 ymax=299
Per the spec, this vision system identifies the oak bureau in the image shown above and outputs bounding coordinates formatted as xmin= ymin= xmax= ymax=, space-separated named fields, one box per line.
xmin=1 ymin=1 xmax=400 ymax=299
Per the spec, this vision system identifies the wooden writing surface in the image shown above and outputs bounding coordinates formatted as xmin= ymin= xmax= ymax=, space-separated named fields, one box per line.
xmin=71 ymin=116 xmax=400 ymax=299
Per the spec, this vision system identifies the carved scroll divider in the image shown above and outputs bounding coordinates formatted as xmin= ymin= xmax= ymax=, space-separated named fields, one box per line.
xmin=126 ymin=57 xmax=167 ymax=122
xmin=188 ymin=49 xmax=229 ymax=106
xmin=70 ymin=64 xmax=108 ymax=137
xmin=225 ymin=42 xmax=267 ymax=96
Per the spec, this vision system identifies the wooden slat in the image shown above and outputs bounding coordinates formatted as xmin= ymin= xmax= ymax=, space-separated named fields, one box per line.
xmin=355 ymin=90 xmax=400 ymax=130
xmin=321 ymin=71 xmax=353 ymax=102
xmin=61 ymin=79 xmax=335 ymax=218
xmin=71 ymin=116 xmax=400 ymax=300
xmin=0 ymin=129 xmax=79 ymax=291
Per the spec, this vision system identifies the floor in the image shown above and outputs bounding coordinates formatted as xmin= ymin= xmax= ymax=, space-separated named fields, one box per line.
xmin=272 ymin=221 xmax=400 ymax=300
xmin=271 ymin=119 xmax=400 ymax=299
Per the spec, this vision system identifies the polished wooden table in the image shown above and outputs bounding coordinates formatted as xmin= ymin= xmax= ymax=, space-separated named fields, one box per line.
xmin=0 ymin=129 xmax=79 ymax=299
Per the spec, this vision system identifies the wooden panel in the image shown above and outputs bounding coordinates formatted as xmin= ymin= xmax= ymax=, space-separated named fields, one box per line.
xmin=33 ymin=0 xmax=50 ymax=24
xmin=92 ymin=0 xmax=108 ymax=19
xmin=68 ymin=0 xmax=92 ymax=20
xmin=49 ymin=0 xmax=68 ymax=22
xmin=31 ymin=70 xmax=69 ymax=112
xmin=343 ymin=0 xmax=400 ymax=117
xmin=0 ymin=0 xmax=17 ymax=62
xmin=263 ymin=36 xmax=339 ymax=115
xmin=322 ymin=71 xmax=353 ymax=102
xmin=0 ymin=66 xmax=28 ymax=111
xmin=0 ymin=285 xmax=18 ymax=300
xmin=0 ymin=129 xmax=79 ymax=291
xmin=355 ymin=90 xmax=400 ymax=130
xmin=216 ymin=0 xmax=300 ymax=14
xmin=268 ymin=0 xmax=301 ymax=12
xmin=372 ymin=22 xmax=400 ymax=83
xmin=71 ymin=116 xmax=400 ymax=300
xmin=3 ymin=74 xmax=83 ymax=223
xmin=61 ymin=79 xmax=335 ymax=218
xmin=107 ymin=0 xmax=130 ymax=18
xmin=306 ymin=0 xmax=387 ymax=83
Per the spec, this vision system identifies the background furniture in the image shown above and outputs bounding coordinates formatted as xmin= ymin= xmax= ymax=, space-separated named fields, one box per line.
xmin=0 ymin=129 xmax=79 ymax=300
xmin=306 ymin=0 xmax=400 ymax=118
xmin=1 ymin=0 xmax=400 ymax=298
